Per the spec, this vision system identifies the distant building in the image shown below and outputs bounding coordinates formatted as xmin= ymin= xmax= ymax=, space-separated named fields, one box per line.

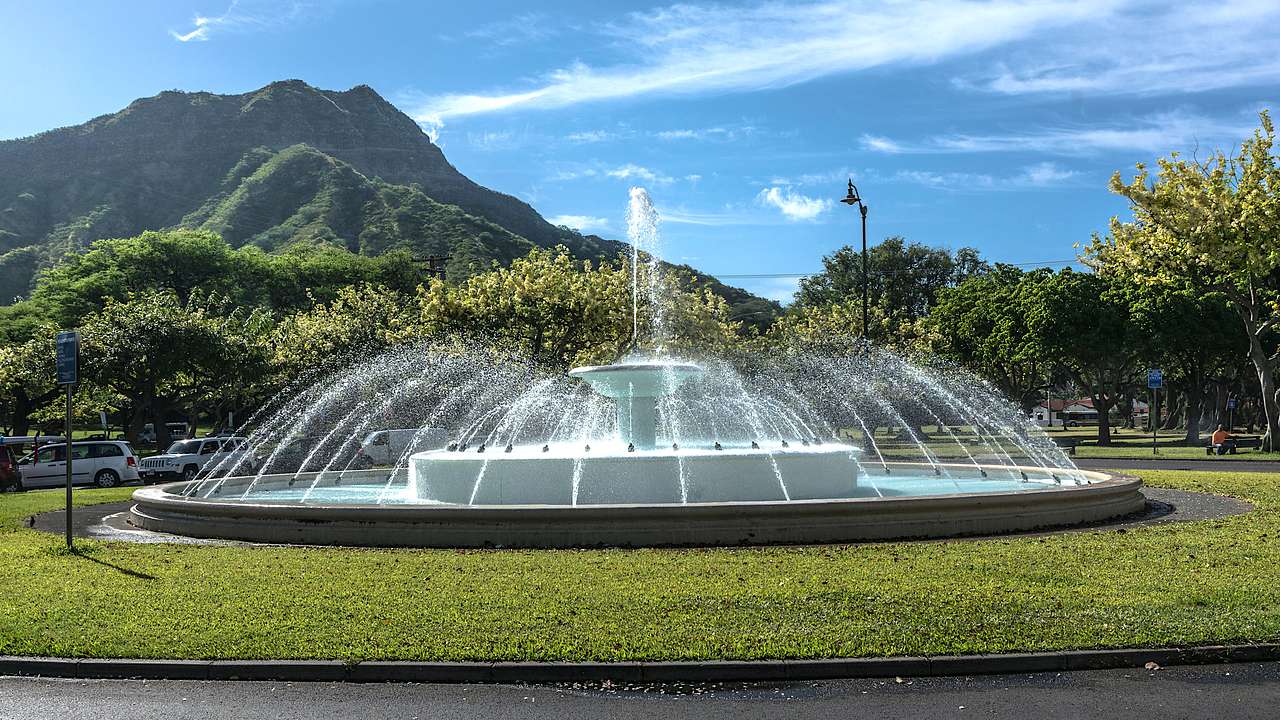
xmin=1031 ymin=398 xmax=1149 ymax=426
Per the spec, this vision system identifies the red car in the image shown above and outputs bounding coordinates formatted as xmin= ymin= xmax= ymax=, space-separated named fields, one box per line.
xmin=0 ymin=445 xmax=21 ymax=492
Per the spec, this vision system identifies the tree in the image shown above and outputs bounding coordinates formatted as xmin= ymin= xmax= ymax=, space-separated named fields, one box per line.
xmin=1024 ymin=270 xmax=1143 ymax=446
xmin=30 ymin=229 xmax=427 ymax=326
xmin=796 ymin=238 xmax=988 ymax=338
xmin=1120 ymin=281 xmax=1242 ymax=442
xmin=1089 ymin=111 xmax=1280 ymax=449
xmin=79 ymin=290 xmax=271 ymax=447
xmin=929 ymin=266 xmax=1052 ymax=414
xmin=272 ymin=284 xmax=419 ymax=379
xmin=0 ymin=333 xmax=61 ymax=436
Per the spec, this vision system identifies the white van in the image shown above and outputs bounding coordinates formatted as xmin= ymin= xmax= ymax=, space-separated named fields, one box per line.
xmin=19 ymin=440 xmax=141 ymax=488
xmin=357 ymin=428 xmax=450 ymax=466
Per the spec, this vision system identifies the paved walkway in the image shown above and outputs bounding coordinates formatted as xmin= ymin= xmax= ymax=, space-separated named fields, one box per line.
xmin=3 ymin=662 xmax=1277 ymax=720
xmin=1075 ymin=457 xmax=1280 ymax=473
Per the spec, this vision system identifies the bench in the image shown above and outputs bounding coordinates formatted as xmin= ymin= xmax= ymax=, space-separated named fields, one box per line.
xmin=1205 ymin=436 xmax=1262 ymax=455
xmin=1050 ymin=437 xmax=1078 ymax=456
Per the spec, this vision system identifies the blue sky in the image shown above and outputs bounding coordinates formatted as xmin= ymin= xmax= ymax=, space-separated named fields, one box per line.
xmin=3 ymin=1 xmax=1277 ymax=303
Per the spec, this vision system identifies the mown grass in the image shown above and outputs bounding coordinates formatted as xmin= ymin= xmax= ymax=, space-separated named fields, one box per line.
xmin=0 ymin=471 xmax=1277 ymax=662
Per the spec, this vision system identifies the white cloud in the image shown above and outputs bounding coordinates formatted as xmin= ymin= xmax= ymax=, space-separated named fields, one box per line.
xmin=860 ymin=110 xmax=1260 ymax=156
xmin=1017 ymin=161 xmax=1079 ymax=186
xmin=547 ymin=214 xmax=612 ymax=232
xmin=756 ymin=186 xmax=832 ymax=221
xmin=413 ymin=0 xmax=1110 ymax=125
xmin=170 ymin=0 xmax=307 ymax=42
xmin=605 ymin=164 xmax=675 ymax=185
xmin=859 ymin=135 xmax=903 ymax=154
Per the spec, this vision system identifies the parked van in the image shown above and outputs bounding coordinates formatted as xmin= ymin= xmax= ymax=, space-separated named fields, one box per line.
xmin=357 ymin=429 xmax=450 ymax=466
xmin=19 ymin=440 xmax=140 ymax=488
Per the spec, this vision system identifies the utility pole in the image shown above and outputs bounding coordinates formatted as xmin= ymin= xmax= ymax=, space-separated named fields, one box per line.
xmin=424 ymin=255 xmax=452 ymax=281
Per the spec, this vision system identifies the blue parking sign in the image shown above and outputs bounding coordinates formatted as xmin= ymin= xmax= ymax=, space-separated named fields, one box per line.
xmin=55 ymin=331 xmax=78 ymax=385
xmin=1147 ymin=368 xmax=1162 ymax=389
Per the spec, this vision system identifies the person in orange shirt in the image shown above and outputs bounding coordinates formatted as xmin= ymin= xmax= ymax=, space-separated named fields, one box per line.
xmin=1211 ymin=425 xmax=1232 ymax=454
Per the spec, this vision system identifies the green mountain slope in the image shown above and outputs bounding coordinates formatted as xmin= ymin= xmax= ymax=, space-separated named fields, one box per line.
xmin=0 ymin=79 xmax=778 ymax=325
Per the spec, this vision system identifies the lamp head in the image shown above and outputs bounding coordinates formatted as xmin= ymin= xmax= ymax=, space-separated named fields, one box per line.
xmin=841 ymin=178 xmax=860 ymax=205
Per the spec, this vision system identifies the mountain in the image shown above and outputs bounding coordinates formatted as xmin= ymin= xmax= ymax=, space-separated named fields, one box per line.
xmin=0 ymin=79 xmax=779 ymax=327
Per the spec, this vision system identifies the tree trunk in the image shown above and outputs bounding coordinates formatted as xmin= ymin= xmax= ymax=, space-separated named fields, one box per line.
xmin=1162 ymin=390 xmax=1183 ymax=432
xmin=1183 ymin=381 xmax=1204 ymax=444
xmin=1092 ymin=395 xmax=1113 ymax=446
xmin=1246 ymin=331 xmax=1280 ymax=451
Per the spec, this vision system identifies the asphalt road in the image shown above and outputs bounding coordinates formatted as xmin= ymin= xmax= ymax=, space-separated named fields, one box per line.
xmin=3 ymin=662 xmax=1278 ymax=720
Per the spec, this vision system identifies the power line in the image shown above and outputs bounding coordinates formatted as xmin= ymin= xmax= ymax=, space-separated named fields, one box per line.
xmin=710 ymin=259 xmax=1079 ymax=279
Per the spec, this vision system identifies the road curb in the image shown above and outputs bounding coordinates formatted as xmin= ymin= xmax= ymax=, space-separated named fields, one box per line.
xmin=2 ymin=644 xmax=1278 ymax=683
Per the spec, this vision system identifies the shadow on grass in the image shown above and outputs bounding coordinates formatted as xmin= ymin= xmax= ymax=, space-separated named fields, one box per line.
xmin=66 ymin=546 xmax=158 ymax=580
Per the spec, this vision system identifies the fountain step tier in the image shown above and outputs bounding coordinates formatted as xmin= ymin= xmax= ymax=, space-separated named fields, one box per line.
xmin=411 ymin=442 xmax=863 ymax=505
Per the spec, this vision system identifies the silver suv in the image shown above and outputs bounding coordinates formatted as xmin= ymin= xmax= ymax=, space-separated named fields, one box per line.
xmin=139 ymin=436 xmax=249 ymax=484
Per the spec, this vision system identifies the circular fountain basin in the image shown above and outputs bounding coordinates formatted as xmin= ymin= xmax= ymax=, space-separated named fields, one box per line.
xmin=410 ymin=442 xmax=862 ymax=505
xmin=128 ymin=465 xmax=1145 ymax=548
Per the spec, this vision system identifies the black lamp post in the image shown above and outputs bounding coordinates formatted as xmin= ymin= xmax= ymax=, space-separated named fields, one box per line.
xmin=840 ymin=179 xmax=869 ymax=339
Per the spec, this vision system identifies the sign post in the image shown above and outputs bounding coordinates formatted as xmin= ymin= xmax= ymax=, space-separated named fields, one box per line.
xmin=1147 ymin=369 xmax=1163 ymax=456
xmin=56 ymin=331 xmax=79 ymax=550
xmin=1227 ymin=397 xmax=1238 ymax=430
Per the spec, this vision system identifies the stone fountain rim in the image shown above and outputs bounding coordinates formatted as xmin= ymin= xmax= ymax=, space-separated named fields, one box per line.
xmin=126 ymin=466 xmax=1144 ymax=548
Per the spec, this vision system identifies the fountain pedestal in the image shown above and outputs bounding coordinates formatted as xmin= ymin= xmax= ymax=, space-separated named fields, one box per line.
xmin=568 ymin=362 xmax=702 ymax=449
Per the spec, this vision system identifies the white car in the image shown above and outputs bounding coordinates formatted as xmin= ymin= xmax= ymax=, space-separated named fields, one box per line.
xmin=138 ymin=436 xmax=250 ymax=483
xmin=357 ymin=428 xmax=450 ymax=466
xmin=19 ymin=440 xmax=141 ymax=489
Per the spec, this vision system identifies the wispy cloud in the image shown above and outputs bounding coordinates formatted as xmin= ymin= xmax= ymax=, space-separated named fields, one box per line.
xmin=170 ymin=0 xmax=308 ymax=42
xmin=467 ymin=130 xmax=520 ymax=151
xmin=565 ymin=130 xmax=621 ymax=144
xmin=756 ymin=186 xmax=832 ymax=221
xmin=547 ymin=214 xmax=612 ymax=232
xmin=859 ymin=110 xmax=1260 ymax=156
xmin=655 ymin=124 xmax=757 ymax=142
xmin=452 ymin=12 xmax=560 ymax=47
xmin=413 ymin=0 xmax=1108 ymax=127
xmin=955 ymin=1 xmax=1280 ymax=97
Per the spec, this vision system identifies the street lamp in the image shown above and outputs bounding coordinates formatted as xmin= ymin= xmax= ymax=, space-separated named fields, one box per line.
xmin=840 ymin=179 xmax=869 ymax=339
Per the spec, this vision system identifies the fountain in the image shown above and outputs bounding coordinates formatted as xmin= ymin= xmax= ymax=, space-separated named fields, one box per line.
xmin=128 ymin=188 xmax=1145 ymax=547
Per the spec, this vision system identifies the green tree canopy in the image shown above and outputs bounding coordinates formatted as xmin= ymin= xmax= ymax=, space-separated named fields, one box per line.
xmin=796 ymin=237 xmax=988 ymax=333
xmin=1088 ymin=110 xmax=1280 ymax=448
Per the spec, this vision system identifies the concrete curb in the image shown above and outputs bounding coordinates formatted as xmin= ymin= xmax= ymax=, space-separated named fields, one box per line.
xmin=2 ymin=644 xmax=1278 ymax=683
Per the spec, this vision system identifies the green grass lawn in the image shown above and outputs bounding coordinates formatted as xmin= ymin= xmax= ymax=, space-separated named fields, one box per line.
xmin=0 ymin=470 xmax=1277 ymax=662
